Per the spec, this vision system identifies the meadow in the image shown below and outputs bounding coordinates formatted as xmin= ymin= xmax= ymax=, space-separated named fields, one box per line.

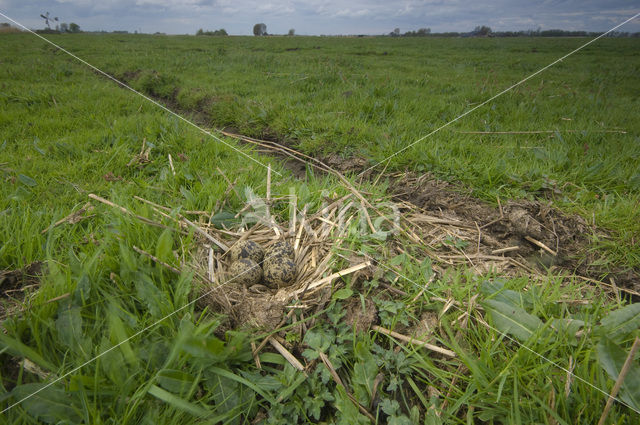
xmin=1 ymin=32 xmax=640 ymax=424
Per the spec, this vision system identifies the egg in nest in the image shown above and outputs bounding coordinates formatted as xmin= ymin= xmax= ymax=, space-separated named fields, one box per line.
xmin=229 ymin=240 xmax=264 ymax=264
xmin=265 ymin=240 xmax=294 ymax=260
xmin=263 ymin=255 xmax=297 ymax=288
xmin=228 ymin=258 xmax=263 ymax=287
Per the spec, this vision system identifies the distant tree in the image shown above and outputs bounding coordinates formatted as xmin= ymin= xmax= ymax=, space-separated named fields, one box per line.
xmin=69 ymin=22 xmax=80 ymax=33
xmin=59 ymin=22 xmax=68 ymax=32
xmin=391 ymin=27 xmax=400 ymax=37
xmin=253 ymin=23 xmax=267 ymax=36
xmin=288 ymin=28 xmax=295 ymax=36
xmin=472 ymin=25 xmax=492 ymax=36
xmin=417 ymin=27 xmax=430 ymax=36
xmin=196 ymin=28 xmax=204 ymax=35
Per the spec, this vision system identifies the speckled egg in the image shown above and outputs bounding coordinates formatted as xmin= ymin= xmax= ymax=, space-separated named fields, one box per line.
xmin=263 ymin=254 xmax=297 ymax=288
xmin=228 ymin=258 xmax=263 ymax=287
xmin=229 ymin=240 xmax=264 ymax=264
xmin=265 ymin=240 xmax=294 ymax=261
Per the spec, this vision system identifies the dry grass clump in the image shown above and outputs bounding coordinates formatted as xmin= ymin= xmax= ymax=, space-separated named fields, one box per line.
xmin=188 ymin=196 xmax=372 ymax=331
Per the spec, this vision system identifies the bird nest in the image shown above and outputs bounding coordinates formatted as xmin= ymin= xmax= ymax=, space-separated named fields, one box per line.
xmin=188 ymin=198 xmax=373 ymax=332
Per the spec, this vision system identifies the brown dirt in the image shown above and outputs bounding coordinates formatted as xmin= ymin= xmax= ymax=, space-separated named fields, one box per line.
xmin=1 ymin=261 xmax=43 ymax=321
xmin=344 ymin=296 xmax=378 ymax=333
xmin=391 ymin=173 xmax=640 ymax=294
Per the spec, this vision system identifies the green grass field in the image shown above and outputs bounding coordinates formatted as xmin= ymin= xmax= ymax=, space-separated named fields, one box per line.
xmin=1 ymin=32 xmax=640 ymax=424
xmin=24 ymin=32 xmax=638 ymax=267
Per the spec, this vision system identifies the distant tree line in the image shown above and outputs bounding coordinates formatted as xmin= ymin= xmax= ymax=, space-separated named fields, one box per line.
xmin=196 ymin=28 xmax=228 ymax=36
xmin=35 ymin=22 xmax=81 ymax=34
xmin=389 ymin=25 xmax=640 ymax=38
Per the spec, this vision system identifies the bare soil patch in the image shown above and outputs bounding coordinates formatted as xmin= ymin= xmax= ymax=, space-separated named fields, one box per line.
xmin=1 ymin=261 xmax=43 ymax=321
xmin=391 ymin=173 xmax=640 ymax=294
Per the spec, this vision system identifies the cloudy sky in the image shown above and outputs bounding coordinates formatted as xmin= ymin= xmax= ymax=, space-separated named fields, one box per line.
xmin=1 ymin=1 xmax=638 ymax=35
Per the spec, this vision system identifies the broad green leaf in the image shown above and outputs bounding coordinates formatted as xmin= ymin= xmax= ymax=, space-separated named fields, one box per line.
xmin=73 ymin=274 xmax=92 ymax=305
xmin=549 ymin=318 xmax=585 ymax=336
xmin=209 ymin=366 xmax=275 ymax=404
xmin=108 ymin=307 xmax=138 ymax=366
xmin=240 ymin=370 xmax=283 ymax=393
xmin=17 ymin=174 xmax=37 ymax=187
xmin=209 ymin=211 xmax=238 ymax=228
xmin=629 ymin=174 xmax=640 ymax=190
xmin=333 ymin=288 xmax=353 ymax=300
xmin=259 ymin=351 xmax=287 ymax=365
xmin=274 ymin=372 xmax=306 ymax=402
xmin=99 ymin=337 xmax=128 ymax=385
xmin=32 ymin=138 xmax=46 ymax=155
xmin=483 ymin=299 xmax=543 ymax=342
xmin=599 ymin=303 xmax=640 ymax=340
xmin=135 ymin=273 xmax=172 ymax=318
xmin=181 ymin=335 xmax=225 ymax=360
xmin=480 ymin=280 xmax=533 ymax=309
xmin=148 ymin=384 xmax=211 ymax=417
xmin=155 ymin=228 xmax=173 ymax=263
xmin=390 ymin=253 xmax=407 ymax=266
xmin=55 ymin=303 xmax=90 ymax=357
xmin=157 ymin=369 xmax=196 ymax=394
xmin=596 ymin=336 xmax=640 ymax=411
xmin=334 ymin=385 xmax=368 ymax=425
xmin=11 ymin=383 xmax=82 ymax=424
xmin=68 ymin=374 xmax=97 ymax=392
xmin=352 ymin=342 xmax=378 ymax=405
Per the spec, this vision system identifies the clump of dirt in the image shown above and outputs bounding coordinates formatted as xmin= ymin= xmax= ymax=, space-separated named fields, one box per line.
xmin=409 ymin=311 xmax=440 ymax=340
xmin=321 ymin=153 xmax=369 ymax=175
xmin=1 ymin=261 xmax=43 ymax=321
xmin=344 ymin=297 xmax=377 ymax=333
xmin=0 ymin=355 xmax=21 ymax=392
xmin=1 ymin=261 xmax=43 ymax=293
xmin=232 ymin=297 xmax=287 ymax=330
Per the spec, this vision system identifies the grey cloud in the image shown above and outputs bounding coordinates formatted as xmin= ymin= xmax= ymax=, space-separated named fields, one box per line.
xmin=1 ymin=0 xmax=638 ymax=35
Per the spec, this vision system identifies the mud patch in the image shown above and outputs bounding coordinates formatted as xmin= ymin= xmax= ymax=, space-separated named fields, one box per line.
xmin=1 ymin=261 xmax=42 ymax=295
xmin=391 ymin=173 xmax=640 ymax=292
xmin=1 ymin=261 xmax=43 ymax=321
xmin=232 ymin=296 xmax=287 ymax=330
xmin=344 ymin=296 xmax=377 ymax=333
xmin=321 ymin=153 xmax=369 ymax=175
xmin=0 ymin=355 xmax=21 ymax=393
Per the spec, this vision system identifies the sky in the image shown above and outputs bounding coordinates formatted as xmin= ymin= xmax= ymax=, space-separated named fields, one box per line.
xmin=0 ymin=1 xmax=639 ymax=35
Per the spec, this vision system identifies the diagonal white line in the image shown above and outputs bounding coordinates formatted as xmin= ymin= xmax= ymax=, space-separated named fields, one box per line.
xmin=358 ymin=12 xmax=640 ymax=178
xmin=2 ymin=7 xmax=639 ymax=420
xmin=348 ymin=252 xmax=640 ymax=415
xmin=0 ymin=11 xmax=281 ymax=177
xmin=0 ymin=248 xmax=283 ymax=415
